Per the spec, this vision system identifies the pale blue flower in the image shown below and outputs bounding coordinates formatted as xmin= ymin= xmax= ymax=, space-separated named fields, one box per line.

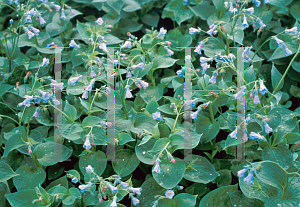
xmin=233 ymin=86 xmax=246 ymax=101
xmin=78 ymin=183 xmax=91 ymax=193
xmin=273 ymin=36 xmax=284 ymax=47
xmin=229 ymin=126 xmax=238 ymax=139
xmin=8 ymin=0 xmax=13 ymax=4
xmin=152 ymin=200 xmax=158 ymax=207
xmin=201 ymin=63 xmax=210 ymax=74
xmin=110 ymin=196 xmax=117 ymax=207
xmin=249 ymin=132 xmax=264 ymax=140
xmin=51 ymin=2 xmax=61 ymax=11
xmin=99 ymin=43 xmax=107 ymax=51
xmin=203 ymin=101 xmax=211 ymax=108
xmin=108 ymin=183 xmax=118 ymax=194
xmin=29 ymin=26 xmax=40 ymax=35
xmin=120 ymin=182 xmax=128 ymax=189
xmin=253 ymin=91 xmax=260 ymax=104
xmin=32 ymin=107 xmax=40 ymax=118
xmin=50 ymin=79 xmax=64 ymax=90
xmin=83 ymin=135 xmax=91 ymax=150
xmin=185 ymin=99 xmax=197 ymax=108
xmin=131 ymin=195 xmax=140 ymax=206
xmin=82 ymin=91 xmax=88 ymax=99
xmin=86 ymin=79 xmax=95 ymax=92
xmin=244 ymin=54 xmax=251 ymax=62
xmin=125 ymin=85 xmax=133 ymax=99
xmin=18 ymin=95 xmax=34 ymax=107
xmin=265 ymin=0 xmax=269 ymax=3
xmin=183 ymin=0 xmax=189 ymax=6
xmin=24 ymin=15 xmax=32 ymax=23
xmin=61 ymin=8 xmax=67 ymax=20
xmin=194 ymin=42 xmax=204 ymax=55
xmin=229 ymin=2 xmax=234 ymax=13
xmin=191 ymin=108 xmax=201 ymax=120
xmin=237 ymin=167 xmax=248 ymax=178
xmin=90 ymin=68 xmax=96 ymax=78
xmin=38 ymin=14 xmax=46 ymax=25
xmin=126 ymin=70 xmax=132 ymax=78
xmin=165 ymin=190 xmax=175 ymax=199
xmin=122 ymin=40 xmax=131 ymax=48
xmin=189 ymin=27 xmax=201 ymax=35
xmin=71 ymin=177 xmax=78 ymax=184
xmin=258 ymin=79 xmax=268 ymax=95
xmin=176 ymin=69 xmax=184 ymax=77
xmin=69 ymin=75 xmax=82 ymax=85
xmin=42 ymin=57 xmax=50 ymax=66
xmin=152 ymin=111 xmax=163 ymax=121
xmin=209 ymin=72 xmax=217 ymax=84
xmin=243 ymin=170 xmax=254 ymax=184
xmin=244 ymin=46 xmax=252 ymax=54
xmin=164 ymin=46 xmax=174 ymax=56
xmin=285 ymin=27 xmax=298 ymax=35
xmin=39 ymin=90 xmax=51 ymax=102
xmin=207 ymin=24 xmax=217 ymax=36
xmin=85 ymin=165 xmax=94 ymax=173
xmin=243 ymin=7 xmax=254 ymax=15
xmin=24 ymin=27 xmax=34 ymax=39
xmin=263 ymin=120 xmax=272 ymax=133
xmin=27 ymin=8 xmax=36 ymax=16
xmin=242 ymin=15 xmax=249 ymax=29
xmin=129 ymin=187 xmax=142 ymax=195
xmin=157 ymin=27 xmax=167 ymax=38
xmin=96 ymin=17 xmax=103 ymax=25
xmin=246 ymin=114 xmax=251 ymax=124
xmin=138 ymin=79 xmax=148 ymax=89
xmin=200 ymin=57 xmax=213 ymax=63
xmin=283 ymin=45 xmax=292 ymax=56
xmin=69 ymin=40 xmax=80 ymax=48
xmin=132 ymin=62 xmax=144 ymax=70
xmin=254 ymin=0 xmax=261 ymax=7
xmin=52 ymin=96 xmax=60 ymax=106
xmin=152 ymin=159 xmax=161 ymax=173
xmin=257 ymin=18 xmax=266 ymax=30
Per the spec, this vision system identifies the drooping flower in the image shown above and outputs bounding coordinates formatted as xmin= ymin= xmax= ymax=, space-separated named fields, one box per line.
xmin=83 ymin=134 xmax=91 ymax=150
xmin=207 ymin=24 xmax=217 ymax=36
xmin=28 ymin=26 xmax=40 ymax=36
xmin=41 ymin=57 xmax=50 ymax=67
xmin=51 ymin=2 xmax=61 ymax=11
xmin=185 ymin=99 xmax=198 ymax=108
xmin=125 ymin=85 xmax=133 ymax=99
xmin=129 ymin=187 xmax=142 ymax=195
xmin=24 ymin=27 xmax=35 ymax=39
xmin=38 ymin=14 xmax=46 ymax=25
xmin=229 ymin=2 xmax=234 ymax=13
xmin=233 ymin=86 xmax=246 ymax=101
xmin=209 ymin=72 xmax=218 ymax=84
xmin=130 ymin=195 xmax=140 ymax=206
xmin=69 ymin=40 xmax=80 ymax=48
xmin=246 ymin=114 xmax=251 ymax=124
xmin=263 ymin=120 xmax=272 ymax=133
xmin=164 ymin=46 xmax=174 ymax=56
xmin=108 ymin=183 xmax=118 ymax=194
xmin=120 ymin=182 xmax=128 ymax=189
xmin=200 ymin=57 xmax=213 ymax=64
xmin=194 ymin=41 xmax=205 ymax=55
xmin=138 ymin=79 xmax=148 ymax=89
xmin=82 ymin=91 xmax=88 ymax=99
xmin=244 ymin=46 xmax=252 ymax=54
xmin=18 ymin=95 xmax=34 ymax=107
xmin=201 ymin=63 xmax=210 ymax=74
xmin=257 ymin=18 xmax=266 ymax=31
xmin=126 ymin=70 xmax=132 ymax=78
xmin=273 ymin=36 xmax=284 ymax=47
xmin=51 ymin=96 xmax=60 ymax=106
xmin=183 ymin=0 xmax=189 ymax=6
xmin=189 ymin=27 xmax=201 ymax=35
xmin=253 ymin=90 xmax=260 ymax=104
xmin=191 ymin=108 xmax=201 ymax=120
xmin=242 ymin=15 xmax=249 ymax=29
xmin=229 ymin=126 xmax=238 ymax=139
xmin=157 ymin=27 xmax=167 ymax=38
xmin=122 ymin=40 xmax=131 ymax=48
xmin=283 ymin=45 xmax=292 ymax=56
xmin=78 ymin=183 xmax=91 ymax=193
xmin=99 ymin=43 xmax=107 ymax=51
xmin=258 ymin=79 xmax=268 ymax=95
xmin=61 ymin=8 xmax=67 ymax=20
xmin=32 ymin=107 xmax=40 ymax=118
xmin=152 ymin=159 xmax=161 ymax=173
xmin=243 ymin=130 xmax=248 ymax=142
xmin=237 ymin=167 xmax=248 ymax=178
xmin=132 ymin=62 xmax=144 ymax=70
xmin=254 ymin=0 xmax=261 ymax=7
xmin=243 ymin=170 xmax=255 ymax=184
xmin=203 ymin=101 xmax=211 ymax=108
xmin=176 ymin=69 xmax=184 ymax=77
xmin=110 ymin=196 xmax=118 ymax=207
xmin=39 ymin=90 xmax=51 ymax=102
xmin=152 ymin=111 xmax=163 ymax=122
xmin=85 ymin=165 xmax=94 ymax=173
xmin=243 ymin=7 xmax=254 ymax=15
xmin=90 ymin=67 xmax=96 ymax=78
xmin=96 ymin=17 xmax=103 ymax=25
xmin=71 ymin=177 xmax=78 ymax=184
xmin=69 ymin=75 xmax=83 ymax=85
xmin=152 ymin=201 xmax=158 ymax=207
xmin=165 ymin=190 xmax=175 ymax=199
xmin=285 ymin=27 xmax=298 ymax=35
xmin=265 ymin=0 xmax=270 ymax=3
xmin=249 ymin=132 xmax=264 ymax=140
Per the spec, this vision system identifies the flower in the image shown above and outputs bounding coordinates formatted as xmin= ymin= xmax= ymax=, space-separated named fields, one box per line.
xmin=258 ymin=79 xmax=268 ymax=95
xmin=114 ymin=60 xmax=119 ymax=66
xmin=86 ymin=79 xmax=95 ymax=92
xmin=209 ymin=72 xmax=218 ymax=84
xmin=183 ymin=0 xmax=189 ymax=6
xmin=242 ymin=15 xmax=249 ymax=29
xmin=96 ymin=17 xmax=104 ymax=25
xmin=129 ymin=187 xmax=142 ymax=195
xmin=157 ymin=27 xmax=167 ymax=38
xmin=254 ymin=0 xmax=261 ymax=7
xmin=69 ymin=75 xmax=82 ymax=85
xmin=177 ymin=186 xmax=184 ymax=190
xmin=152 ymin=111 xmax=163 ymax=121
xmin=51 ymin=96 xmax=60 ymax=106
xmin=152 ymin=200 xmax=158 ymax=207
xmin=200 ymin=57 xmax=213 ymax=63
xmin=244 ymin=46 xmax=252 ymax=54
xmin=165 ymin=190 xmax=175 ymax=199
xmin=249 ymin=132 xmax=264 ymax=140
xmin=82 ymin=91 xmax=88 ymax=99
xmin=83 ymin=135 xmax=91 ymax=150
xmin=78 ymin=183 xmax=91 ymax=193
xmin=99 ymin=43 xmax=107 ymax=51
xmin=132 ymin=62 xmax=144 ymax=70
xmin=176 ymin=69 xmax=184 ymax=77
xmin=39 ymin=90 xmax=51 ymax=102
xmin=207 ymin=24 xmax=217 ymax=36
xmin=122 ymin=40 xmax=131 ymax=48
xmin=191 ymin=108 xmax=201 ymax=120
xmin=69 ymin=40 xmax=80 ymax=48
xmin=243 ymin=7 xmax=254 ymax=15
xmin=61 ymin=9 xmax=67 ymax=20
xmin=130 ymin=195 xmax=140 ymax=206
xmin=273 ymin=36 xmax=284 ymax=47
xmin=256 ymin=18 xmax=266 ymax=31
xmin=71 ymin=177 xmax=78 ymax=184
xmin=243 ymin=131 xmax=248 ymax=142
xmin=285 ymin=27 xmax=298 ymax=35
xmin=233 ymin=86 xmax=246 ymax=101
xmin=253 ymin=91 xmax=260 ymax=104
xmin=265 ymin=0 xmax=269 ymax=3
xmin=243 ymin=170 xmax=254 ymax=184
xmin=229 ymin=126 xmax=238 ymax=139
xmin=189 ymin=27 xmax=201 ymax=35
xmin=125 ymin=85 xmax=133 ymax=99
xmin=85 ymin=165 xmax=94 ymax=173
xmin=51 ymin=2 xmax=61 ymax=11
xmin=27 ymin=8 xmax=36 ymax=16
xmin=185 ymin=55 xmax=192 ymax=62
xmin=24 ymin=14 xmax=32 ymax=23
xmin=18 ymin=95 xmax=34 ymax=107
xmin=126 ymin=70 xmax=132 ymax=78
xmin=33 ymin=107 xmax=40 ymax=118
xmin=41 ymin=57 xmax=50 ymax=67
xmin=203 ymin=101 xmax=211 ymax=108
xmin=263 ymin=120 xmax=272 ymax=133
xmin=185 ymin=99 xmax=198 ymax=108
xmin=138 ymin=79 xmax=148 ymax=89
xmin=110 ymin=196 xmax=117 ymax=207
xmin=152 ymin=159 xmax=161 ymax=173
xmin=237 ymin=167 xmax=248 ymax=178
xmin=164 ymin=46 xmax=174 ymax=56
xmin=90 ymin=68 xmax=96 ymax=78
xmin=194 ymin=42 xmax=204 ymax=55
xmin=229 ymin=2 xmax=234 ymax=13
xmin=120 ymin=182 xmax=128 ymax=189
xmin=108 ymin=183 xmax=118 ymax=194
xmin=246 ymin=114 xmax=251 ymax=124
xmin=38 ymin=14 xmax=46 ymax=25
xmin=283 ymin=45 xmax=292 ymax=56
xmin=201 ymin=63 xmax=210 ymax=74
xmin=24 ymin=27 xmax=35 ymax=39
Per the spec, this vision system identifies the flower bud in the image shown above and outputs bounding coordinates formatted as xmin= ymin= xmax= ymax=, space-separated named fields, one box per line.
xmin=178 ymin=95 xmax=180 ymax=98
xmin=197 ymin=69 xmax=200 ymax=72
xmin=39 ymin=197 xmax=42 ymax=202
xmin=92 ymin=142 xmax=95 ymax=146
xmin=167 ymin=41 xmax=172 ymax=45
xmin=250 ymin=93 xmax=253 ymax=98
xmin=36 ymin=17 xmax=39 ymax=21
xmin=170 ymin=105 xmax=172 ymax=108
xmin=99 ymin=198 xmax=103 ymax=203
xmin=138 ymin=84 xmax=142 ymax=89
xmin=49 ymin=9 xmax=53 ymax=12
xmin=137 ymin=134 xmax=140 ymax=138
xmin=28 ymin=149 xmax=32 ymax=154
xmin=265 ymin=118 xmax=269 ymax=121
xmin=170 ymin=159 xmax=175 ymax=163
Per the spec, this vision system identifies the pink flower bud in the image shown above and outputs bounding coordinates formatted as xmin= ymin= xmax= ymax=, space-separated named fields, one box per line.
xmin=161 ymin=38 xmax=164 ymax=40
xmin=137 ymin=134 xmax=140 ymax=138
xmin=250 ymin=93 xmax=253 ymax=98
xmin=36 ymin=17 xmax=39 ymax=21
xmin=197 ymin=69 xmax=200 ymax=72
xmin=103 ymin=196 xmax=107 ymax=200
xmin=108 ymin=25 xmax=113 ymax=28
xmin=92 ymin=142 xmax=95 ymax=146
xmin=39 ymin=197 xmax=42 ymax=202
xmin=105 ymin=93 xmax=108 ymax=97
xmin=170 ymin=105 xmax=172 ymax=108
xmin=99 ymin=198 xmax=103 ymax=203
xmin=49 ymin=9 xmax=53 ymax=13
xmin=171 ymin=159 xmax=175 ymax=163
xmin=124 ymin=57 xmax=128 ymax=60
xmin=265 ymin=118 xmax=269 ymax=121
xmin=98 ymin=72 xmax=102 ymax=76
xmin=28 ymin=149 xmax=32 ymax=154
xmin=236 ymin=4 xmax=239 ymax=7
xmin=145 ymin=29 xmax=149 ymax=32
xmin=252 ymin=24 xmax=256 ymax=28
xmin=152 ymin=161 xmax=155 ymax=165
xmin=138 ymin=84 xmax=142 ymax=89
xmin=167 ymin=41 xmax=172 ymax=45
xmin=178 ymin=95 xmax=180 ymax=98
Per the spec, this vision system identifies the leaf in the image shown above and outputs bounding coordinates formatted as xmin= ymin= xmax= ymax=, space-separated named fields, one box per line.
xmin=190 ymin=5 xmax=217 ymax=20
xmin=0 ymin=84 xmax=13 ymax=98
xmin=196 ymin=116 xmax=220 ymax=144
xmin=13 ymin=166 xmax=46 ymax=190
xmin=104 ymin=34 xmax=123 ymax=45
xmin=107 ymin=0 xmax=124 ymax=14
xmin=33 ymin=142 xmax=73 ymax=166
xmin=228 ymin=191 xmax=264 ymax=207
xmin=271 ymin=64 xmax=283 ymax=91
xmin=146 ymin=97 xmax=159 ymax=114
xmin=174 ymin=193 xmax=197 ymax=207
xmin=0 ymin=161 xmax=18 ymax=182
xmin=199 ymin=184 xmax=238 ymax=207
xmin=174 ymin=5 xmax=194 ymax=25
xmin=117 ymin=132 xmax=135 ymax=145
xmin=63 ymin=187 xmax=82 ymax=205
xmin=291 ymin=5 xmax=300 ymax=21
xmin=2 ymin=134 xmax=26 ymax=158
xmin=6 ymin=189 xmax=38 ymax=207
xmin=152 ymin=56 xmax=178 ymax=70
xmin=140 ymin=85 xmax=164 ymax=104
xmin=141 ymin=11 xmax=159 ymax=27
xmin=112 ymin=149 xmax=140 ymax=177
xmin=152 ymin=154 xmax=186 ymax=189
xmin=215 ymin=169 xmax=232 ymax=187
xmin=118 ymin=19 xmax=142 ymax=32
xmin=262 ymin=146 xmax=292 ymax=170
xmin=149 ymin=138 xmax=170 ymax=152
xmin=79 ymin=151 xmax=107 ymax=178
xmin=82 ymin=116 xmax=102 ymax=128
xmin=135 ymin=139 xmax=158 ymax=165
xmin=64 ymin=101 xmax=77 ymax=122
xmin=212 ymin=0 xmax=225 ymax=10
xmin=184 ymin=155 xmax=218 ymax=184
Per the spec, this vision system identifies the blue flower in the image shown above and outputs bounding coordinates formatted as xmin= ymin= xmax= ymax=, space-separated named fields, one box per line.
xmin=249 ymin=132 xmax=264 ymax=140
xmin=243 ymin=131 xmax=248 ymax=142
xmin=237 ymin=167 xmax=248 ymax=178
xmin=110 ymin=196 xmax=117 ymax=207
xmin=176 ymin=69 xmax=184 ymax=77
xmin=24 ymin=27 xmax=34 ymax=39
xmin=120 ymin=182 xmax=128 ymax=189
xmin=125 ymin=85 xmax=133 ymax=99
xmin=209 ymin=72 xmax=218 ymax=84
xmin=18 ymin=95 xmax=34 ymax=107
xmin=152 ymin=111 xmax=163 ymax=121
xmin=126 ymin=70 xmax=132 ymax=78
xmin=183 ymin=0 xmax=189 ymax=6
xmin=129 ymin=187 xmax=142 ymax=195
xmin=263 ymin=120 xmax=272 ymax=133
xmin=78 ymin=183 xmax=91 ymax=193
xmin=242 ymin=15 xmax=249 ymax=29
xmin=61 ymin=8 xmax=67 ymax=20
xmin=114 ymin=60 xmax=119 ymax=66
xmin=185 ymin=99 xmax=198 ymax=108
xmin=257 ymin=18 xmax=266 ymax=30
xmin=244 ymin=54 xmax=251 ymax=62
xmin=207 ymin=25 xmax=217 ymax=36
xmin=71 ymin=177 xmax=78 ymax=184
xmin=273 ymin=36 xmax=284 ymax=47
xmin=164 ymin=46 xmax=174 ymax=56
xmin=29 ymin=26 xmax=40 ymax=35
xmin=108 ymin=183 xmax=118 ymax=194
xmin=203 ymin=101 xmax=211 ymax=108
xmin=38 ymin=14 xmax=46 ymax=25
xmin=132 ymin=62 xmax=144 ymax=70
xmin=200 ymin=57 xmax=213 ymax=64
xmin=233 ymin=86 xmax=246 ymax=101
xmin=86 ymin=79 xmax=95 ymax=92
xmin=253 ymin=91 xmax=260 ymax=104
xmin=283 ymin=45 xmax=292 ymax=56
xmin=51 ymin=96 xmax=60 ymax=106
xmin=130 ymin=195 xmax=140 ymax=206
xmin=165 ymin=190 xmax=175 ymax=199
xmin=152 ymin=159 xmax=161 ymax=173
xmin=265 ymin=0 xmax=269 ymax=3
xmin=69 ymin=40 xmax=80 ymax=48
xmin=229 ymin=2 xmax=234 ymax=13
xmin=285 ymin=27 xmax=298 ymax=35
xmin=138 ymin=79 xmax=148 ymax=89
xmin=157 ymin=27 xmax=167 ymax=38
xmin=32 ymin=107 xmax=40 ymax=118
xmin=85 ymin=165 xmax=94 ymax=173
xmin=258 ymin=79 xmax=268 ymax=95
xmin=122 ymin=40 xmax=131 ymax=48
xmin=229 ymin=126 xmax=238 ymax=139
xmin=243 ymin=7 xmax=254 ymax=15
xmin=83 ymin=135 xmax=91 ymax=150
xmin=254 ymin=0 xmax=261 ymax=7
xmin=243 ymin=170 xmax=254 ymax=184
xmin=201 ymin=63 xmax=210 ymax=74
xmin=27 ymin=8 xmax=36 ymax=16
xmin=42 ymin=58 xmax=50 ymax=66
xmin=189 ymin=27 xmax=201 ymax=35
xmin=69 ymin=75 xmax=82 ymax=85
xmin=152 ymin=200 xmax=158 ymax=207
xmin=51 ymin=2 xmax=61 ymax=11
xmin=39 ymin=90 xmax=51 ymax=102
xmin=24 ymin=14 xmax=32 ymax=23
xmin=244 ymin=46 xmax=252 ymax=54
xmin=8 ymin=0 xmax=13 ymax=4
xmin=194 ymin=42 xmax=204 ymax=55
xmin=96 ymin=17 xmax=103 ymax=25
xmin=90 ymin=68 xmax=96 ymax=78
xmin=82 ymin=91 xmax=88 ymax=99
xmin=191 ymin=108 xmax=201 ymax=120
xmin=246 ymin=114 xmax=251 ymax=124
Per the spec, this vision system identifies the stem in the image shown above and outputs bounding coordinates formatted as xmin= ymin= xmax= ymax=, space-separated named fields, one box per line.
xmin=26 ymin=107 xmax=31 ymax=137
xmin=208 ymin=104 xmax=214 ymax=123
xmin=172 ymin=105 xmax=184 ymax=131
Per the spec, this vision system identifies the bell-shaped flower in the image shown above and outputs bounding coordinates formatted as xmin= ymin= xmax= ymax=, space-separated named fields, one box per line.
xmin=51 ymin=2 xmax=61 ymax=11
xmin=152 ymin=159 xmax=161 ymax=173
xmin=96 ymin=17 xmax=103 ymax=25
xmin=132 ymin=62 xmax=144 ymax=70
xmin=85 ymin=165 xmax=94 ymax=173
xmin=237 ymin=167 xmax=248 ymax=178
xmin=283 ymin=45 xmax=292 ymax=56
xmin=201 ymin=63 xmax=210 ymax=74
xmin=253 ymin=91 xmax=260 ymax=104
xmin=209 ymin=72 xmax=218 ymax=84
xmin=243 ymin=170 xmax=255 ymax=184
xmin=194 ymin=41 xmax=204 ymax=55
xmin=69 ymin=40 xmax=80 ymax=48
xmin=157 ymin=27 xmax=167 ymax=38
xmin=83 ymin=134 xmax=91 ymax=150
xmin=189 ymin=27 xmax=201 ymax=35
xmin=110 ymin=196 xmax=118 ymax=207
xmin=258 ymin=79 xmax=268 ymax=95
xmin=249 ymin=132 xmax=264 ymax=140
xmin=138 ymin=79 xmax=148 ymax=89
xmin=130 ymin=195 xmax=140 ymax=206
xmin=42 ymin=57 xmax=50 ymax=66
xmin=24 ymin=27 xmax=35 ymax=39
xmin=152 ymin=111 xmax=163 ymax=122
xmin=233 ymin=86 xmax=246 ymax=101
xmin=165 ymin=190 xmax=175 ymax=199
xmin=164 ymin=46 xmax=174 ymax=56
xmin=263 ymin=120 xmax=272 ymax=133
xmin=254 ymin=0 xmax=261 ymax=7
xmin=69 ymin=75 xmax=82 ymax=85
xmin=129 ymin=187 xmax=142 ymax=195
xmin=285 ymin=27 xmax=298 ymax=35
xmin=125 ymin=85 xmax=133 ymax=99
xmin=243 ymin=7 xmax=254 ymax=15
xmin=108 ymin=183 xmax=118 ymax=194
xmin=242 ymin=15 xmax=249 ymax=29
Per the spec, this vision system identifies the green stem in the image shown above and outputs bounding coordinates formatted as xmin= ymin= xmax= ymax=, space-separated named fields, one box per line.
xmin=208 ymin=104 xmax=214 ymax=123
xmin=172 ymin=105 xmax=184 ymax=131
